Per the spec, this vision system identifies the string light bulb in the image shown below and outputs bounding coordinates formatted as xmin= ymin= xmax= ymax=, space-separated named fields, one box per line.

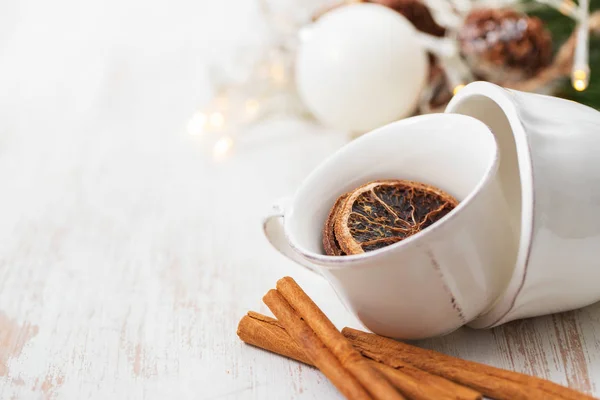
xmin=572 ymin=0 xmax=590 ymax=91
xmin=453 ymin=84 xmax=466 ymax=95
xmin=213 ymin=136 xmax=234 ymax=160
xmin=187 ymin=112 xmax=207 ymax=136
xmin=572 ymin=69 xmax=589 ymax=91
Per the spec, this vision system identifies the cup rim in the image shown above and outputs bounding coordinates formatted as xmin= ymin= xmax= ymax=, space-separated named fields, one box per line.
xmin=446 ymin=82 xmax=535 ymax=328
xmin=285 ymin=113 xmax=500 ymax=269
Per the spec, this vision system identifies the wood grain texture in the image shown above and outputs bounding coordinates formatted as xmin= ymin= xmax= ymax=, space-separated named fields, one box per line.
xmin=0 ymin=0 xmax=599 ymax=399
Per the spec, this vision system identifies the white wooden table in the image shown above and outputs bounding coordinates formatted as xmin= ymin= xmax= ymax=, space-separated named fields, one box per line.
xmin=1 ymin=0 xmax=599 ymax=398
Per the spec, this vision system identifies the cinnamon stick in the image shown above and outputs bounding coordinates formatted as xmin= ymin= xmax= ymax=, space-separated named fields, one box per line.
xmin=343 ymin=327 xmax=595 ymax=400
xmin=237 ymin=311 xmax=312 ymax=365
xmin=263 ymin=289 xmax=373 ymax=400
xmin=237 ymin=312 xmax=481 ymax=400
xmin=369 ymin=357 xmax=481 ymax=400
xmin=276 ymin=277 xmax=403 ymax=400
xmin=368 ymin=359 xmax=480 ymax=400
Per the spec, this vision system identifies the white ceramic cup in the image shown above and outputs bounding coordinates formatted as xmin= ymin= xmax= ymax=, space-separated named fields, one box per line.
xmin=447 ymin=82 xmax=600 ymax=329
xmin=263 ymin=114 xmax=518 ymax=339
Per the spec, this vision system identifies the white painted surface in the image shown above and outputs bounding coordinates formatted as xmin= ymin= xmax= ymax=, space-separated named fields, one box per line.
xmin=0 ymin=1 xmax=599 ymax=399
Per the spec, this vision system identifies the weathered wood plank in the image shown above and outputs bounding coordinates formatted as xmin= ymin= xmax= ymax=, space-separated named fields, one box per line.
xmin=0 ymin=1 xmax=599 ymax=398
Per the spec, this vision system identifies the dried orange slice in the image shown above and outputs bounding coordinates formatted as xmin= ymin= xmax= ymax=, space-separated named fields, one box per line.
xmin=323 ymin=193 xmax=348 ymax=256
xmin=322 ymin=180 xmax=458 ymax=255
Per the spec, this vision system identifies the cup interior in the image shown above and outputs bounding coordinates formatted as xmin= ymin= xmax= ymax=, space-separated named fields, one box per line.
xmin=286 ymin=113 xmax=499 ymax=258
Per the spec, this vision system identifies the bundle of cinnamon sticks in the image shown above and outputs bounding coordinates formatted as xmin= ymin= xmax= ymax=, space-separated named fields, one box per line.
xmin=237 ymin=276 xmax=596 ymax=400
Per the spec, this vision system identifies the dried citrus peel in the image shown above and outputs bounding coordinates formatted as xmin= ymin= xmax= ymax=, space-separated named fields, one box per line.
xmin=323 ymin=180 xmax=458 ymax=255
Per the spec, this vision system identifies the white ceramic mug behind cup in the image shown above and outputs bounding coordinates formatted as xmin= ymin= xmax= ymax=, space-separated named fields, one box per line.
xmin=447 ymin=82 xmax=600 ymax=328
xmin=263 ymin=114 xmax=518 ymax=339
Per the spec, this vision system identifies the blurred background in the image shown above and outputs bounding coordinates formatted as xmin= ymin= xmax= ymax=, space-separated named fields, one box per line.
xmin=0 ymin=0 xmax=598 ymax=164
xmin=0 ymin=1 xmax=599 ymax=398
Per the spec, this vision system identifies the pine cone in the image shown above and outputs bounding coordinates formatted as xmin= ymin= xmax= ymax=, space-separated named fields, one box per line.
xmin=369 ymin=0 xmax=446 ymax=37
xmin=458 ymin=8 xmax=553 ymax=82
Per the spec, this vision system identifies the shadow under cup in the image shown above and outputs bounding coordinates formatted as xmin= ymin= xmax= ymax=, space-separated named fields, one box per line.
xmin=285 ymin=114 xmax=518 ymax=339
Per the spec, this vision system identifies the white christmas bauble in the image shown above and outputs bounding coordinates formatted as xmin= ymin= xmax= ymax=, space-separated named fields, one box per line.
xmin=296 ymin=3 xmax=429 ymax=132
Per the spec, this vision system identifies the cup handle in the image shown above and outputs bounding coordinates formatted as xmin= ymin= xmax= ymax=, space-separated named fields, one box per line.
xmin=262 ymin=197 xmax=322 ymax=275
